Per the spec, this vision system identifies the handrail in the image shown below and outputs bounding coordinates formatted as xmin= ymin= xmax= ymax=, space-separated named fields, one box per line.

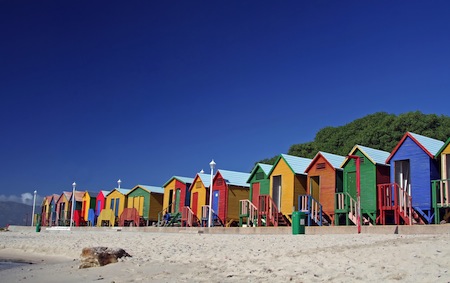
xmin=181 ymin=206 xmax=194 ymax=227
xmin=239 ymin=199 xmax=258 ymax=227
xmin=377 ymin=183 xmax=412 ymax=225
xmin=335 ymin=192 xmax=345 ymax=211
xmin=298 ymin=195 xmax=323 ymax=226
xmin=157 ymin=202 xmax=175 ymax=227
xmin=258 ymin=195 xmax=279 ymax=227
xmin=431 ymin=179 xmax=450 ymax=224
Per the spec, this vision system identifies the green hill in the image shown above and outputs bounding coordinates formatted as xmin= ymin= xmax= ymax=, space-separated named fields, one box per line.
xmin=259 ymin=111 xmax=450 ymax=164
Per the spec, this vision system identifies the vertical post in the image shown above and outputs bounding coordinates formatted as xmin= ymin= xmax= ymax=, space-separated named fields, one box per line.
xmin=208 ymin=159 xmax=216 ymax=227
xmin=347 ymin=155 xmax=361 ymax=234
xmin=31 ymin=190 xmax=37 ymax=226
xmin=70 ymin=182 xmax=76 ymax=227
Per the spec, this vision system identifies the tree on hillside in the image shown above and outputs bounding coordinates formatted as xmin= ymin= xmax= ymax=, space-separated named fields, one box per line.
xmin=258 ymin=111 xmax=450 ymax=165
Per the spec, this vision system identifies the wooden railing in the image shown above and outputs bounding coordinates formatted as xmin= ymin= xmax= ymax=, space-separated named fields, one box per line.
xmin=157 ymin=202 xmax=174 ymax=227
xmin=239 ymin=199 xmax=258 ymax=227
xmin=258 ymin=195 xmax=279 ymax=227
xmin=377 ymin=183 xmax=412 ymax=225
xmin=431 ymin=179 xmax=450 ymax=224
xmin=181 ymin=206 xmax=194 ymax=227
xmin=298 ymin=195 xmax=323 ymax=226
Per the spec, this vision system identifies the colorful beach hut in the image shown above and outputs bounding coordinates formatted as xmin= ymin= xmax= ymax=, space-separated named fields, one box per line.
xmin=41 ymin=195 xmax=56 ymax=227
xmin=123 ymin=185 xmax=164 ymax=226
xmin=239 ymin=163 xmax=273 ymax=226
xmin=105 ymin=188 xmax=131 ymax=220
xmin=382 ymin=132 xmax=443 ymax=224
xmin=56 ymin=191 xmax=71 ymax=225
xmin=207 ymin=169 xmax=250 ymax=227
xmin=81 ymin=191 xmax=97 ymax=226
xmin=162 ymin=176 xmax=194 ymax=215
xmin=72 ymin=191 xmax=85 ymax=226
xmin=337 ymin=145 xmax=390 ymax=226
xmin=95 ymin=190 xmax=109 ymax=217
xmin=265 ymin=154 xmax=313 ymax=226
xmin=303 ymin=151 xmax=345 ymax=225
xmin=432 ymin=137 xmax=450 ymax=223
xmin=182 ymin=173 xmax=213 ymax=227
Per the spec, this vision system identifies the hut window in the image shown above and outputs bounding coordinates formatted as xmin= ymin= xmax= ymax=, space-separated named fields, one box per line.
xmin=196 ymin=181 xmax=202 ymax=188
xmin=316 ymin=163 xmax=326 ymax=169
xmin=256 ymin=172 xmax=264 ymax=180
xmin=217 ymin=178 xmax=223 ymax=186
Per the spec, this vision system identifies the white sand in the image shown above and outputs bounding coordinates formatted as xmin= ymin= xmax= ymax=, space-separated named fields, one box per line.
xmin=0 ymin=228 xmax=449 ymax=282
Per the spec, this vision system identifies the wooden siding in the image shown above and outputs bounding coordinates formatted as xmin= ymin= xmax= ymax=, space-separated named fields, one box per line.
xmin=270 ymin=158 xmax=296 ymax=215
xmin=163 ymin=179 xmax=175 ymax=213
xmin=106 ymin=190 xmax=127 ymax=217
xmin=441 ymin=144 xmax=450 ymax=179
xmin=306 ymin=155 xmax=336 ymax=215
xmin=190 ymin=180 xmax=207 ymax=217
xmin=344 ymin=150 xmax=376 ymax=212
xmin=214 ymin=173 xmax=228 ymax=221
xmin=227 ymin=186 xmax=251 ymax=221
xmin=149 ymin=193 xmax=163 ymax=222
xmin=389 ymin=136 xmax=440 ymax=211
xmin=95 ymin=192 xmax=106 ymax=216
xmin=248 ymin=166 xmax=270 ymax=201
xmin=164 ymin=179 xmax=189 ymax=213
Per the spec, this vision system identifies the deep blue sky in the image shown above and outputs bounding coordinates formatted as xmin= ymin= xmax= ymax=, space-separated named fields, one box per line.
xmin=1 ymin=1 xmax=449 ymax=204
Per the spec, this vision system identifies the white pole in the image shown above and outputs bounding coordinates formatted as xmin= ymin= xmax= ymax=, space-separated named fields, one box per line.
xmin=31 ymin=190 xmax=37 ymax=226
xmin=208 ymin=160 xmax=216 ymax=227
xmin=70 ymin=182 xmax=76 ymax=227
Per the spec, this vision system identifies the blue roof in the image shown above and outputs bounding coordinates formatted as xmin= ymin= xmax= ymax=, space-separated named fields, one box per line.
xmin=409 ymin=132 xmax=444 ymax=156
xmin=101 ymin=190 xmax=110 ymax=196
xmin=258 ymin=163 xmax=273 ymax=175
xmin=279 ymin=154 xmax=313 ymax=175
xmin=197 ymin=173 xmax=213 ymax=187
xmin=107 ymin=188 xmax=130 ymax=196
xmin=318 ymin=151 xmax=345 ymax=169
xmin=357 ymin=145 xmax=390 ymax=165
xmin=217 ymin=169 xmax=250 ymax=188
xmin=137 ymin=185 xmax=164 ymax=194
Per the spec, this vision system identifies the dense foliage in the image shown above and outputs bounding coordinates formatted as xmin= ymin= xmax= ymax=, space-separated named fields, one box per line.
xmin=258 ymin=111 xmax=450 ymax=165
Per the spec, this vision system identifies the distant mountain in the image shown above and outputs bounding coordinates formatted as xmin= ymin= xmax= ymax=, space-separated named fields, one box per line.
xmin=0 ymin=201 xmax=41 ymax=227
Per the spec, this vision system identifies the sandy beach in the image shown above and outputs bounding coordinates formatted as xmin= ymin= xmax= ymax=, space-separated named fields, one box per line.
xmin=0 ymin=226 xmax=449 ymax=283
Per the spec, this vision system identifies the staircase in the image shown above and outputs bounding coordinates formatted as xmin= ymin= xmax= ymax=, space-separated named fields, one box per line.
xmin=377 ymin=183 xmax=413 ymax=225
xmin=298 ymin=194 xmax=323 ymax=226
xmin=431 ymin=179 xmax=450 ymax=224
xmin=201 ymin=205 xmax=224 ymax=227
xmin=336 ymin=193 xmax=373 ymax=226
xmin=181 ymin=206 xmax=199 ymax=227
xmin=239 ymin=199 xmax=258 ymax=227
xmin=257 ymin=195 xmax=290 ymax=226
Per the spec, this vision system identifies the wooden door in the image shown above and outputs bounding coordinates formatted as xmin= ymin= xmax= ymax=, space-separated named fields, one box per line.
xmin=175 ymin=189 xmax=181 ymax=213
xmin=310 ymin=176 xmax=320 ymax=201
xmin=252 ymin=183 xmax=260 ymax=209
xmin=273 ymin=175 xmax=281 ymax=208
xmin=192 ymin=192 xmax=198 ymax=217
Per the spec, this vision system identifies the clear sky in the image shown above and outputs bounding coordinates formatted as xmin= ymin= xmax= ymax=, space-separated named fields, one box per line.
xmin=1 ymin=1 xmax=449 ymax=204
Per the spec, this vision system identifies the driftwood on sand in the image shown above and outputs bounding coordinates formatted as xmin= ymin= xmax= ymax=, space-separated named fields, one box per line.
xmin=79 ymin=246 xmax=131 ymax=269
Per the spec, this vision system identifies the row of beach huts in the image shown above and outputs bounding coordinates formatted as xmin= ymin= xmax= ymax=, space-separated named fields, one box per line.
xmin=38 ymin=132 xmax=450 ymax=228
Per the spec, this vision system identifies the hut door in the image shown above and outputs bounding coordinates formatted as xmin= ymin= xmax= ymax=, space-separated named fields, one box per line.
xmin=273 ymin=175 xmax=282 ymax=208
xmin=96 ymin=200 xmax=101 ymax=215
xmin=252 ymin=183 xmax=260 ymax=209
xmin=168 ymin=190 xmax=174 ymax=213
xmin=347 ymin=172 xmax=357 ymax=198
xmin=212 ymin=191 xmax=219 ymax=220
xmin=446 ymin=155 xmax=450 ymax=180
xmin=310 ymin=176 xmax=320 ymax=201
xmin=175 ymin=189 xmax=181 ymax=213
xmin=114 ymin=198 xmax=120 ymax=217
xmin=192 ymin=192 xmax=198 ymax=217
xmin=395 ymin=160 xmax=411 ymax=194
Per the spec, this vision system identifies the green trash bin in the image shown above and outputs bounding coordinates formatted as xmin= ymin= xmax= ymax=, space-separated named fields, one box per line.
xmin=292 ymin=211 xmax=305 ymax=235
